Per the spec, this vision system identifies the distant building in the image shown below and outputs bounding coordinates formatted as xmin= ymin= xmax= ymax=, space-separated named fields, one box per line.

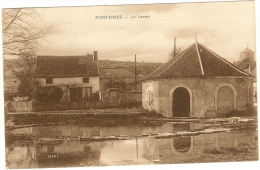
xmin=142 ymin=40 xmax=253 ymax=118
xmin=238 ymin=47 xmax=255 ymax=63
xmin=36 ymin=51 xmax=99 ymax=103
xmin=234 ymin=47 xmax=256 ymax=104
xmin=235 ymin=47 xmax=256 ymax=74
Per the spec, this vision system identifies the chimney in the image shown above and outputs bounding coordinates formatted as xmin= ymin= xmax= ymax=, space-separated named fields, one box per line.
xmin=94 ymin=51 xmax=98 ymax=61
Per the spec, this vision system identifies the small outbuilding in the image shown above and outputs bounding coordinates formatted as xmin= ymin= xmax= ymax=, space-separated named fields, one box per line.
xmin=142 ymin=40 xmax=254 ymax=118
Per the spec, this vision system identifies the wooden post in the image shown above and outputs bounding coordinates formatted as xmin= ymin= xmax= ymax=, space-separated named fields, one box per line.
xmin=142 ymin=60 xmax=145 ymax=76
xmin=174 ymin=37 xmax=176 ymax=57
xmin=134 ymin=55 xmax=136 ymax=85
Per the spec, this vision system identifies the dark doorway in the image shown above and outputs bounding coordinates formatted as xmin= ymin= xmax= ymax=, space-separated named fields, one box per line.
xmin=172 ymin=87 xmax=190 ymax=117
xmin=70 ymin=87 xmax=82 ymax=102
xmin=70 ymin=88 xmax=77 ymax=103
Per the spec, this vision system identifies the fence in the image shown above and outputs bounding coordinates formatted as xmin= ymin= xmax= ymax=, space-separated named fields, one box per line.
xmin=7 ymin=88 xmax=142 ymax=112
xmin=5 ymin=101 xmax=32 ymax=112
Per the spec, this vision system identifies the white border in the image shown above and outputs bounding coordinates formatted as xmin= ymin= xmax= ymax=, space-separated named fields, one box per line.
xmin=1 ymin=1 xmax=259 ymax=170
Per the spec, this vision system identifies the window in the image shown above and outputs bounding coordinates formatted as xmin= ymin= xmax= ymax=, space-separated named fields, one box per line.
xmin=83 ymin=77 xmax=89 ymax=83
xmin=146 ymin=90 xmax=154 ymax=106
xmin=46 ymin=77 xmax=53 ymax=84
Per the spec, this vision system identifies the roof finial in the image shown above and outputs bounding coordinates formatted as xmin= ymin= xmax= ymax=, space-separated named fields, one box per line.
xmin=195 ymin=32 xmax=197 ymax=42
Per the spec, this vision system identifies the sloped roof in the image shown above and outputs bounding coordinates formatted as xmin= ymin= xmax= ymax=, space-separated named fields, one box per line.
xmin=234 ymin=57 xmax=256 ymax=71
xmin=36 ymin=55 xmax=99 ymax=77
xmin=240 ymin=48 xmax=254 ymax=54
xmin=142 ymin=40 xmax=250 ymax=81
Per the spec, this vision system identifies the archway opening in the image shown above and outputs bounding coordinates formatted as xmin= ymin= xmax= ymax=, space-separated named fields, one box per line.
xmin=172 ymin=87 xmax=190 ymax=117
xmin=217 ymin=86 xmax=234 ymax=114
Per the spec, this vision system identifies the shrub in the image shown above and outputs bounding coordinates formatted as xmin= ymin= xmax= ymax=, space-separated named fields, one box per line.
xmin=34 ymin=86 xmax=63 ymax=103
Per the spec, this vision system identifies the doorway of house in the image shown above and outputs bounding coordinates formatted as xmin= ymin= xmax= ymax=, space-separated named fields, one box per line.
xmin=69 ymin=87 xmax=83 ymax=103
xmin=172 ymin=87 xmax=190 ymax=117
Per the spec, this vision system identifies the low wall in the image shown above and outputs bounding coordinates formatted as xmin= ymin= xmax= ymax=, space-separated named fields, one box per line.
xmin=5 ymin=101 xmax=32 ymax=112
xmin=4 ymin=88 xmax=142 ymax=112
xmin=31 ymin=90 xmax=142 ymax=112
xmin=118 ymin=91 xmax=142 ymax=108
xmin=101 ymin=89 xmax=142 ymax=108
xmin=32 ymin=101 xmax=114 ymax=112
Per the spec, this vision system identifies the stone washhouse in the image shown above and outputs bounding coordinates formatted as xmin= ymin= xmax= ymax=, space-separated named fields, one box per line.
xmin=142 ymin=40 xmax=254 ymax=118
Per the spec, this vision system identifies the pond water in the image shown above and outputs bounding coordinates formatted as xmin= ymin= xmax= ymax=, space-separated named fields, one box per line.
xmin=5 ymin=123 xmax=258 ymax=169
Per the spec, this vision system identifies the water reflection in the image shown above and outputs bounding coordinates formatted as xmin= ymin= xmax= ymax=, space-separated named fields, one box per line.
xmin=6 ymin=143 xmax=38 ymax=169
xmin=6 ymin=123 xmax=258 ymax=168
xmin=10 ymin=123 xmax=204 ymax=137
xmin=173 ymin=123 xmax=191 ymax=153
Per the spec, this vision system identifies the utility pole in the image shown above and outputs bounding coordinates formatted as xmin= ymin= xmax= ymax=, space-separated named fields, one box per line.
xmin=142 ymin=60 xmax=145 ymax=77
xmin=134 ymin=55 xmax=137 ymax=85
xmin=174 ymin=37 xmax=176 ymax=57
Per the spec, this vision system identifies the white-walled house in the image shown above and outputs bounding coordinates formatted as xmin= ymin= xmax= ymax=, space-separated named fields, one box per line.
xmin=36 ymin=51 xmax=100 ymax=103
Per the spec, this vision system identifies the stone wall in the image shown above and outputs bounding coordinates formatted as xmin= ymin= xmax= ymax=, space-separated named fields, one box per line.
xmin=32 ymin=89 xmax=142 ymax=112
xmin=142 ymin=77 xmax=254 ymax=117
xmin=101 ymin=88 xmax=142 ymax=108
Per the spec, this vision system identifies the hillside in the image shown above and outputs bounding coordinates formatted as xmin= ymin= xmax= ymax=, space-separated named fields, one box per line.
xmin=98 ymin=60 xmax=162 ymax=77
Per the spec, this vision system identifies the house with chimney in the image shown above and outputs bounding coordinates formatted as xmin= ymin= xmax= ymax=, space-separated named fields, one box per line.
xmin=142 ymin=39 xmax=254 ymax=118
xmin=36 ymin=51 xmax=99 ymax=104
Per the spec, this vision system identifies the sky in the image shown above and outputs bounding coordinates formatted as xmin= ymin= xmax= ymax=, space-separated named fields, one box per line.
xmin=1 ymin=0 xmax=257 ymax=63
xmin=19 ymin=0 xmax=255 ymax=63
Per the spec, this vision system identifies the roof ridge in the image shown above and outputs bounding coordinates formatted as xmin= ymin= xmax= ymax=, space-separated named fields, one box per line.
xmin=195 ymin=40 xmax=204 ymax=75
xmin=198 ymin=43 xmax=250 ymax=76
xmin=156 ymin=43 xmax=196 ymax=78
xmin=239 ymin=48 xmax=254 ymax=53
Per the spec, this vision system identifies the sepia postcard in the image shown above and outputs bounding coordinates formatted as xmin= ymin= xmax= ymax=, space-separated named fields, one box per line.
xmin=1 ymin=0 xmax=259 ymax=170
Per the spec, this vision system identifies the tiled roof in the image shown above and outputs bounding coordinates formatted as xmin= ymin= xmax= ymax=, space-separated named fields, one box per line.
xmin=142 ymin=40 xmax=250 ymax=81
xmin=234 ymin=58 xmax=256 ymax=71
xmin=240 ymin=48 xmax=254 ymax=54
xmin=36 ymin=55 xmax=99 ymax=77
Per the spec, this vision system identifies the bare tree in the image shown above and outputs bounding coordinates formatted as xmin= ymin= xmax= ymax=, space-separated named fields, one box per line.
xmin=168 ymin=46 xmax=183 ymax=60
xmin=2 ymin=8 xmax=50 ymax=97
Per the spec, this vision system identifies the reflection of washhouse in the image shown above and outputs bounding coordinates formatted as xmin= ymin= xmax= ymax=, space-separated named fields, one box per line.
xmin=36 ymin=140 xmax=101 ymax=168
xmin=141 ymin=124 xmax=257 ymax=162
xmin=172 ymin=124 xmax=192 ymax=153
xmin=142 ymin=123 xmax=198 ymax=161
